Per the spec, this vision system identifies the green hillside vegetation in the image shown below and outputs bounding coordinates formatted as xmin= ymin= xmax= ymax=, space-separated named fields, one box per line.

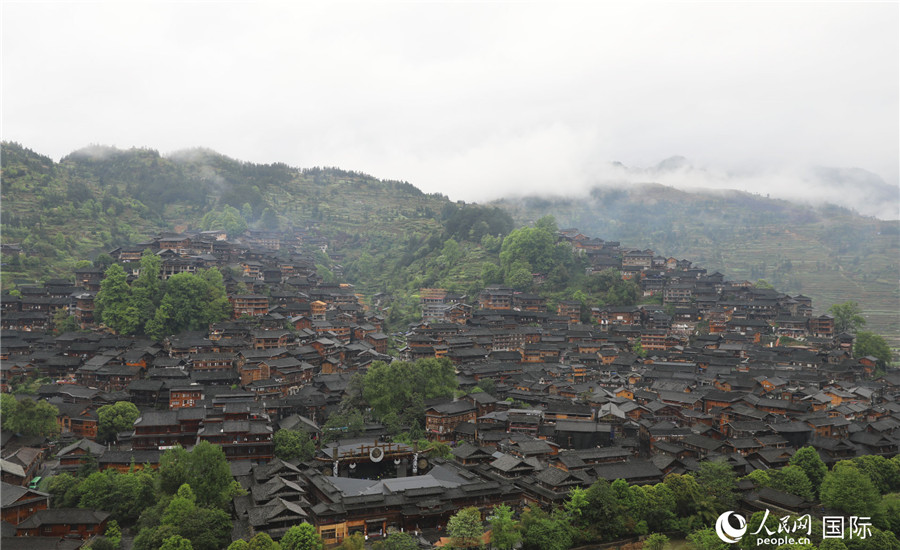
xmin=2 ymin=142 xmax=639 ymax=330
xmin=497 ymin=184 xmax=900 ymax=347
xmin=0 ymin=141 xmax=449 ymax=282
xmin=3 ymin=141 xmax=895 ymax=344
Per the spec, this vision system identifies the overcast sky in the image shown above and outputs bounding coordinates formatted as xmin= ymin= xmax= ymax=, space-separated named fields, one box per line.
xmin=3 ymin=2 xmax=898 ymax=214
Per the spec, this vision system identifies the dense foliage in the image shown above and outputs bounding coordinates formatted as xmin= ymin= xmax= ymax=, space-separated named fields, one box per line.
xmin=0 ymin=394 xmax=60 ymax=437
xmin=97 ymin=401 xmax=141 ymax=443
xmin=272 ymin=429 xmax=316 ymax=462
xmin=94 ymin=252 xmax=231 ymax=339
xmin=829 ymin=301 xmax=867 ymax=334
xmin=854 ymin=331 xmax=893 ymax=366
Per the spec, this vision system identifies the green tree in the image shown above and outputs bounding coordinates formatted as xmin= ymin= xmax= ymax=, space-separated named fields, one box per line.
xmin=0 ymin=395 xmax=60 ymax=437
xmin=632 ymin=338 xmax=648 ymax=357
xmin=854 ymin=331 xmax=893 ymax=365
xmin=273 ymin=430 xmax=316 ymax=462
xmin=162 ymin=484 xmax=197 ymax=525
xmin=697 ymin=459 xmax=738 ymax=514
xmin=227 ymin=541 xmax=251 ymax=550
xmin=499 ymin=219 xmax=557 ymax=274
xmin=104 ymin=520 xmax=122 ymax=549
xmin=201 ymin=205 xmax=248 ymax=238
xmin=644 ymin=533 xmax=670 ymax=550
xmin=145 ymin=269 xmax=232 ymax=340
xmin=374 ymin=532 xmax=418 ymax=550
xmin=686 ymin=527 xmax=728 ymax=550
xmin=745 ymin=465 xmax=814 ymax=500
xmin=481 ymin=263 xmax=504 ymax=286
xmin=881 ymin=493 xmax=900 ymax=534
xmin=488 ymin=504 xmax=520 ymax=550
xmin=158 ymin=442 xmax=242 ymax=510
xmin=88 ymin=537 xmax=118 ymax=550
xmin=280 ymin=523 xmax=322 ymax=550
xmin=321 ymin=409 xmax=365 ymax=444
xmin=129 ymin=250 xmax=162 ymax=331
xmin=76 ymin=468 xmax=156 ymax=525
xmin=820 ymin=461 xmax=881 ymax=517
xmin=851 ymin=455 xmax=900 ymax=494
xmin=581 ymin=478 xmax=625 ymax=541
xmin=94 ymin=253 xmax=115 ymax=270
xmin=362 ymin=358 xmax=456 ymax=421
xmin=563 ymin=486 xmax=589 ymax=527
xmin=447 ymin=506 xmax=483 ymax=548
xmin=642 ymin=483 xmax=677 ymax=533
xmin=52 ymin=307 xmax=80 ymax=334
xmin=338 ymin=533 xmax=365 ymax=550
xmin=176 ymin=506 xmax=233 ymax=550
xmin=260 ymin=208 xmax=279 ymax=230
xmin=248 ymin=533 xmax=281 ymax=550
xmin=134 ymin=524 xmax=179 ymax=550
xmin=48 ymin=472 xmax=80 ymax=507
xmin=158 ymin=446 xmax=191 ymax=495
xmin=519 ymin=505 xmax=573 ymax=550
xmin=828 ymin=301 xmax=866 ymax=334
xmin=481 ymin=234 xmax=503 ymax=253
xmin=790 ymin=446 xmax=828 ymax=496
xmin=97 ymin=401 xmax=140 ymax=443
xmin=505 ymin=260 xmax=533 ymax=290
xmin=441 ymin=238 xmax=461 ymax=265
xmin=160 ymin=536 xmax=194 ymax=550
xmin=96 ymin=263 xmax=139 ymax=334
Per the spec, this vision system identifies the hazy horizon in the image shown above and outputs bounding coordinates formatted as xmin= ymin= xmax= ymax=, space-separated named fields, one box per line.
xmin=3 ymin=3 xmax=898 ymax=217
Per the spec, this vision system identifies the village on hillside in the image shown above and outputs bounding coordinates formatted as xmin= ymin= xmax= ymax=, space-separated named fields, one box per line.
xmin=1 ymin=225 xmax=897 ymax=549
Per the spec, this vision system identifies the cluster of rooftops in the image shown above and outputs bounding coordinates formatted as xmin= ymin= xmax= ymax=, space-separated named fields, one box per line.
xmin=1 ymin=226 xmax=897 ymax=546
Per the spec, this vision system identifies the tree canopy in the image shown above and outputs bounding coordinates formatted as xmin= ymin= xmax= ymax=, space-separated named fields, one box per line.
xmin=854 ymin=330 xmax=893 ymax=365
xmin=447 ymin=506 xmax=483 ymax=548
xmin=145 ymin=269 xmax=232 ymax=339
xmin=488 ymin=504 xmax=521 ymax=550
xmin=0 ymin=394 xmax=59 ymax=437
xmin=499 ymin=215 xmax=559 ymax=276
xmin=789 ymin=446 xmax=828 ymax=496
xmin=820 ymin=460 xmax=881 ymax=517
xmin=95 ymin=259 xmax=232 ymax=339
xmin=157 ymin=442 xmax=242 ymax=510
xmin=280 ymin=523 xmax=323 ymax=550
xmin=361 ymin=357 xmax=457 ymax=423
xmin=828 ymin=301 xmax=867 ymax=334
xmin=273 ymin=429 xmax=316 ymax=462
xmin=97 ymin=400 xmax=140 ymax=443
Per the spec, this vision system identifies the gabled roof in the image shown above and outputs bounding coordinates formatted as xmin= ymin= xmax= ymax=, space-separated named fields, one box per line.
xmin=427 ymin=401 xmax=476 ymax=416
xmin=593 ymin=460 xmax=663 ymax=482
xmin=0 ymin=460 xmax=25 ymax=478
xmin=17 ymin=508 xmax=110 ymax=528
xmin=0 ymin=481 xmax=48 ymax=507
xmin=490 ymin=454 xmax=534 ymax=474
xmin=57 ymin=439 xmax=106 ymax=457
xmin=451 ymin=442 xmax=494 ymax=460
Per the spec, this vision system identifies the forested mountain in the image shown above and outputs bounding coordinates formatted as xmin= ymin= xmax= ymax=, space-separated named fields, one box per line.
xmin=2 ymin=141 xmax=897 ymax=343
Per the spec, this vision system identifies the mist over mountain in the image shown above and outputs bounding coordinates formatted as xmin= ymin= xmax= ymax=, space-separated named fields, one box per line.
xmin=3 ymin=141 xmax=898 ymax=345
xmin=494 ymin=156 xmax=898 ymax=221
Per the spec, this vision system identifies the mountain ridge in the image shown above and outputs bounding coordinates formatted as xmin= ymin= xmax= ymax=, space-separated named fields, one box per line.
xmin=2 ymin=141 xmax=898 ymax=345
